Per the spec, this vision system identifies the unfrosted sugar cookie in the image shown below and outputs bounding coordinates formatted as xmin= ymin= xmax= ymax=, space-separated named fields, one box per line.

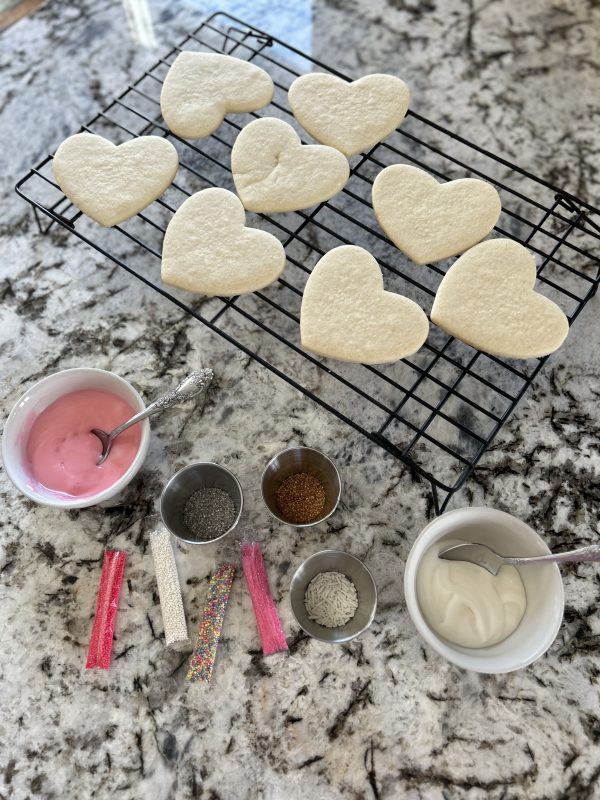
xmin=160 ymin=52 xmax=274 ymax=139
xmin=288 ymin=73 xmax=410 ymax=157
xmin=372 ymin=164 xmax=502 ymax=264
xmin=161 ymin=187 xmax=285 ymax=296
xmin=300 ymin=245 xmax=429 ymax=364
xmin=52 ymin=133 xmax=179 ymax=227
xmin=431 ymin=238 xmax=569 ymax=359
xmin=231 ymin=117 xmax=349 ymax=213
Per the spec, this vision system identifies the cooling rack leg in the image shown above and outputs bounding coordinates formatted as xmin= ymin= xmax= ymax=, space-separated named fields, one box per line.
xmin=430 ymin=483 xmax=441 ymax=517
xmin=223 ymin=25 xmax=273 ymax=55
xmin=430 ymin=483 xmax=455 ymax=516
xmin=32 ymin=205 xmax=53 ymax=235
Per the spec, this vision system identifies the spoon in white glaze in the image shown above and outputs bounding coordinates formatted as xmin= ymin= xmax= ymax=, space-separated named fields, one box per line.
xmin=438 ymin=542 xmax=600 ymax=576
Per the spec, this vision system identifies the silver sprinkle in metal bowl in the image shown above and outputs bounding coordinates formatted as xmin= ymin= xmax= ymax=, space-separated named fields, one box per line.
xmin=160 ymin=462 xmax=243 ymax=545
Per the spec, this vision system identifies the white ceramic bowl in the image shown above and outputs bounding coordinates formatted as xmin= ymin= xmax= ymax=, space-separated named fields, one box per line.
xmin=2 ymin=368 xmax=150 ymax=509
xmin=404 ymin=507 xmax=564 ymax=673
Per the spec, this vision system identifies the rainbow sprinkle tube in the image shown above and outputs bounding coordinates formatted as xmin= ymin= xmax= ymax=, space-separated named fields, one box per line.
xmin=186 ymin=563 xmax=236 ymax=683
xmin=85 ymin=550 xmax=126 ymax=670
xmin=242 ymin=543 xmax=288 ymax=656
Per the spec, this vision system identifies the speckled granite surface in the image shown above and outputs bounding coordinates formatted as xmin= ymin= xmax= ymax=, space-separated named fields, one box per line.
xmin=1 ymin=1 xmax=600 ymax=798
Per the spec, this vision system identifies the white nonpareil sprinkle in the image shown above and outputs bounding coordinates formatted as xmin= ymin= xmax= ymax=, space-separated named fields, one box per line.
xmin=149 ymin=529 xmax=191 ymax=651
xmin=304 ymin=571 xmax=359 ymax=628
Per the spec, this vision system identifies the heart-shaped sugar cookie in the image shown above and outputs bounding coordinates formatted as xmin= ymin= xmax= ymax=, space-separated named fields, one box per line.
xmin=160 ymin=52 xmax=274 ymax=139
xmin=231 ymin=117 xmax=350 ymax=213
xmin=300 ymin=245 xmax=429 ymax=364
xmin=161 ymin=188 xmax=285 ymax=297
xmin=288 ymin=73 xmax=410 ymax=157
xmin=431 ymin=238 xmax=569 ymax=358
xmin=52 ymin=133 xmax=179 ymax=227
xmin=373 ymin=165 xmax=502 ymax=264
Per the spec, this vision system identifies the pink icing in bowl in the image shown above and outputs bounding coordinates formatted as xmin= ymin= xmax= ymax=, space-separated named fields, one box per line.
xmin=2 ymin=368 xmax=150 ymax=509
xmin=25 ymin=389 xmax=141 ymax=498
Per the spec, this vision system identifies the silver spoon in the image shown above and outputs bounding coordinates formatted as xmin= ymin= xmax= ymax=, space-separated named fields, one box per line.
xmin=438 ymin=541 xmax=600 ymax=576
xmin=91 ymin=369 xmax=213 ymax=465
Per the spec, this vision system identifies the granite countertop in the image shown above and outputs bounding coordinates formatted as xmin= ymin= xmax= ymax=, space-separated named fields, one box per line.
xmin=1 ymin=1 xmax=600 ymax=798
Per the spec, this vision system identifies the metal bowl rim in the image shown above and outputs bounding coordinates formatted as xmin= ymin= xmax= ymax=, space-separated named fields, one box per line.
xmin=260 ymin=446 xmax=342 ymax=528
xmin=289 ymin=549 xmax=378 ymax=643
xmin=159 ymin=461 xmax=244 ymax=546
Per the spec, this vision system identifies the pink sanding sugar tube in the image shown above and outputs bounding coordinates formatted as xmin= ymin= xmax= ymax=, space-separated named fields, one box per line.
xmin=242 ymin=543 xmax=288 ymax=656
xmin=85 ymin=550 xmax=126 ymax=670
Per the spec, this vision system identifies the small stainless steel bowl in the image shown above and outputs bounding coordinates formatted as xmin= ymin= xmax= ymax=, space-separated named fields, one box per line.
xmin=261 ymin=446 xmax=341 ymax=527
xmin=289 ymin=550 xmax=377 ymax=643
xmin=160 ymin=462 xmax=243 ymax=545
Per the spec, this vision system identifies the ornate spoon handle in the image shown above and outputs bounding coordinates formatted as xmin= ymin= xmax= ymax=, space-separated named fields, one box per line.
xmin=108 ymin=369 xmax=213 ymax=439
xmin=505 ymin=544 xmax=600 ymax=567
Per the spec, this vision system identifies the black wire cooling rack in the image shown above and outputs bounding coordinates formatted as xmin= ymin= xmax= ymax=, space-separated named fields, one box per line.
xmin=15 ymin=11 xmax=600 ymax=514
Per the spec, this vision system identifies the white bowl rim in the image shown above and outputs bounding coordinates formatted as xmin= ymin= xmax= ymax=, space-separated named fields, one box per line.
xmin=404 ymin=506 xmax=565 ymax=673
xmin=2 ymin=367 xmax=150 ymax=509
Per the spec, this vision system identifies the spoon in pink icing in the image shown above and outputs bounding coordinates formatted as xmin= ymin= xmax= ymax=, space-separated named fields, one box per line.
xmin=91 ymin=369 xmax=213 ymax=465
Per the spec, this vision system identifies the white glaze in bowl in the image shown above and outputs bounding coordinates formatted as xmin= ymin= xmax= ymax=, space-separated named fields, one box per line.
xmin=404 ymin=507 xmax=564 ymax=673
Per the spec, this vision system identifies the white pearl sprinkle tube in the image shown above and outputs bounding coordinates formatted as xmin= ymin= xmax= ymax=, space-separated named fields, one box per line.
xmin=150 ymin=529 xmax=191 ymax=652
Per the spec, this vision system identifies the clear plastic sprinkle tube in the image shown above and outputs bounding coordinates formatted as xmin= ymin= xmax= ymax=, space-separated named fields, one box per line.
xmin=149 ymin=529 xmax=191 ymax=652
xmin=242 ymin=542 xmax=288 ymax=656
xmin=85 ymin=550 xmax=126 ymax=670
xmin=187 ymin=563 xmax=236 ymax=683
